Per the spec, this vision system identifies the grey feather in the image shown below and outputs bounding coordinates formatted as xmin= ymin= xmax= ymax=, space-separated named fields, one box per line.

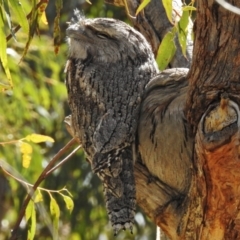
xmin=65 ymin=10 xmax=158 ymax=234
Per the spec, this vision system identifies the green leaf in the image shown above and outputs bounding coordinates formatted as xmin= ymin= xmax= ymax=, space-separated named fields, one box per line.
xmin=9 ymin=0 xmax=29 ymax=33
xmin=25 ymin=199 xmax=37 ymax=240
xmin=178 ymin=10 xmax=189 ymax=57
xmin=0 ymin=7 xmax=12 ymax=87
xmin=63 ymin=195 xmax=74 ymax=213
xmin=182 ymin=6 xmax=196 ymax=11
xmin=25 ymin=199 xmax=34 ymax=222
xmin=135 ymin=0 xmax=151 ymax=16
xmin=156 ymin=30 xmax=176 ymax=70
xmin=20 ymin=0 xmax=38 ymax=61
xmin=29 ymin=202 xmax=36 ymax=240
xmin=50 ymin=197 xmax=60 ymax=218
xmin=2 ymin=0 xmax=14 ymax=36
xmin=162 ymin=0 xmax=173 ymax=24
xmin=50 ymin=196 xmax=60 ymax=239
xmin=52 ymin=213 xmax=59 ymax=239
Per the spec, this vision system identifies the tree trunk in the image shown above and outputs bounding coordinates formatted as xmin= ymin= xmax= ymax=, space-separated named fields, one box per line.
xmin=105 ymin=0 xmax=240 ymax=239
xmin=186 ymin=0 xmax=240 ymax=239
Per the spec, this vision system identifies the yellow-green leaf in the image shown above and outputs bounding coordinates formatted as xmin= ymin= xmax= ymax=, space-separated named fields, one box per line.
xmin=182 ymin=6 xmax=196 ymax=11
xmin=22 ymin=154 xmax=31 ymax=168
xmin=25 ymin=200 xmax=34 ymax=222
xmin=63 ymin=195 xmax=74 ymax=213
xmin=20 ymin=142 xmax=33 ymax=154
xmin=40 ymin=11 xmax=48 ymax=25
xmin=20 ymin=0 xmax=38 ymax=61
xmin=34 ymin=190 xmax=43 ymax=203
xmin=9 ymin=0 xmax=29 ymax=33
xmin=135 ymin=0 xmax=151 ymax=16
xmin=19 ymin=142 xmax=32 ymax=168
xmin=0 ymin=8 xmax=12 ymax=87
xmin=37 ymin=1 xmax=48 ymax=26
xmin=85 ymin=0 xmax=92 ymax=4
xmin=162 ymin=0 xmax=173 ymax=24
xmin=25 ymin=134 xmax=54 ymax=143
xmin=52 ymin=213 xmax=59 ymax=239
xmin=156 ymin=30 xmax=176 ymax=70
xmin=50 ymin=197 xmax=60 ymax=218
xmin=178 ymin=10 xmax=189 ymax=57
xmin=28 ymin=201 xmax=36 ymax=240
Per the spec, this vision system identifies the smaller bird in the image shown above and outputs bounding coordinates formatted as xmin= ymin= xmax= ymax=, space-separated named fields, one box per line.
xmin=137 ymin=68 xmax=193 ymax=195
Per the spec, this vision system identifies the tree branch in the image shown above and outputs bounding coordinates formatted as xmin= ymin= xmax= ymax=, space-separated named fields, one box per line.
xmin=215 ymin=0 xmax=240 ymax=15
xmin=9 ymin=138 xmax=79 ymax=240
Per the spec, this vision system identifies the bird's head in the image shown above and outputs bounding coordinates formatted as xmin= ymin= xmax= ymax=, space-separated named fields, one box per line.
xmin=66 ymin=10 xmax=152 ymax=63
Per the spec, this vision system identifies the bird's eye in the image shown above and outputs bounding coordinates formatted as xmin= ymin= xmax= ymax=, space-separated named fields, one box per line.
xmin=97 ymin=33 xmax=108 ymax=39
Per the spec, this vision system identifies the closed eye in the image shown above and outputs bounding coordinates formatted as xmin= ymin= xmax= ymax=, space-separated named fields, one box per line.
xmin=97 ymin=33 xmax=109 ymax=39
xmin=86 ymin=25 xmax=109 ymax=39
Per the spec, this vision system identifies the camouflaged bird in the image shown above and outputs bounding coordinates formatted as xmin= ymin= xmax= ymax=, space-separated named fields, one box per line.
xmin=65 ymin=10 xmax=158 ymax=234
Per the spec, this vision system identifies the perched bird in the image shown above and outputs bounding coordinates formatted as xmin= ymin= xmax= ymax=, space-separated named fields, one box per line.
xmin=65 ymin=10 xmax=159 ymax=234
xmin=137 ymin=68 xmax=193 ymax=196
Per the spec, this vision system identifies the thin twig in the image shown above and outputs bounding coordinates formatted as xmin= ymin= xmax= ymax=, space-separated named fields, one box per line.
xmin=46 ymin=144 xmax=82 ymax=175
xmin=9 ymin=138 xmax=79 ymax=240
xmin=215 ymin=0 xmax=240 ymax=15
xmin=1 ymin=167 xmax=74 ymax=193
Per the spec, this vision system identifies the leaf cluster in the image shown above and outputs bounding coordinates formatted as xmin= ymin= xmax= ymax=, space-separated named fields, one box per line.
xmin=157 ymin=0 xmax=196 ymax=70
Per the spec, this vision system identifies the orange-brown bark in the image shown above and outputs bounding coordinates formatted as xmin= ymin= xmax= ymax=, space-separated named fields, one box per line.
xmin=186 ymin=1 xmax=240 ymax=239
xmin=193 ymin=98 xmax=240 ymax=239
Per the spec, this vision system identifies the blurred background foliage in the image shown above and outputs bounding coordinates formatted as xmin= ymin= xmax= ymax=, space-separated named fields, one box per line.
xmin=0 ymin=0 xmax=156 ymax=239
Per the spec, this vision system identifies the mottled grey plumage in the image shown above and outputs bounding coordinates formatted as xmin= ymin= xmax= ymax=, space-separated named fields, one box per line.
xmin=137 ymin=68 xmax=193 ymax=195
xmin=65 ymin=10 xmax=158 ymax=234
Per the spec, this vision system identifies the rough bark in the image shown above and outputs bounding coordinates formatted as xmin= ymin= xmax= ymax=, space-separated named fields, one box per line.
xmin=185 ymin=0 xmax=240 ymax=239
xmin=186 ymin=0 xmax=240 ymax=129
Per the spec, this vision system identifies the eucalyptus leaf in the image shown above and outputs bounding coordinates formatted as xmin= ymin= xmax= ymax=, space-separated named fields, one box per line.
xmin=156 ymin=30 xmax=176 ymax=70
